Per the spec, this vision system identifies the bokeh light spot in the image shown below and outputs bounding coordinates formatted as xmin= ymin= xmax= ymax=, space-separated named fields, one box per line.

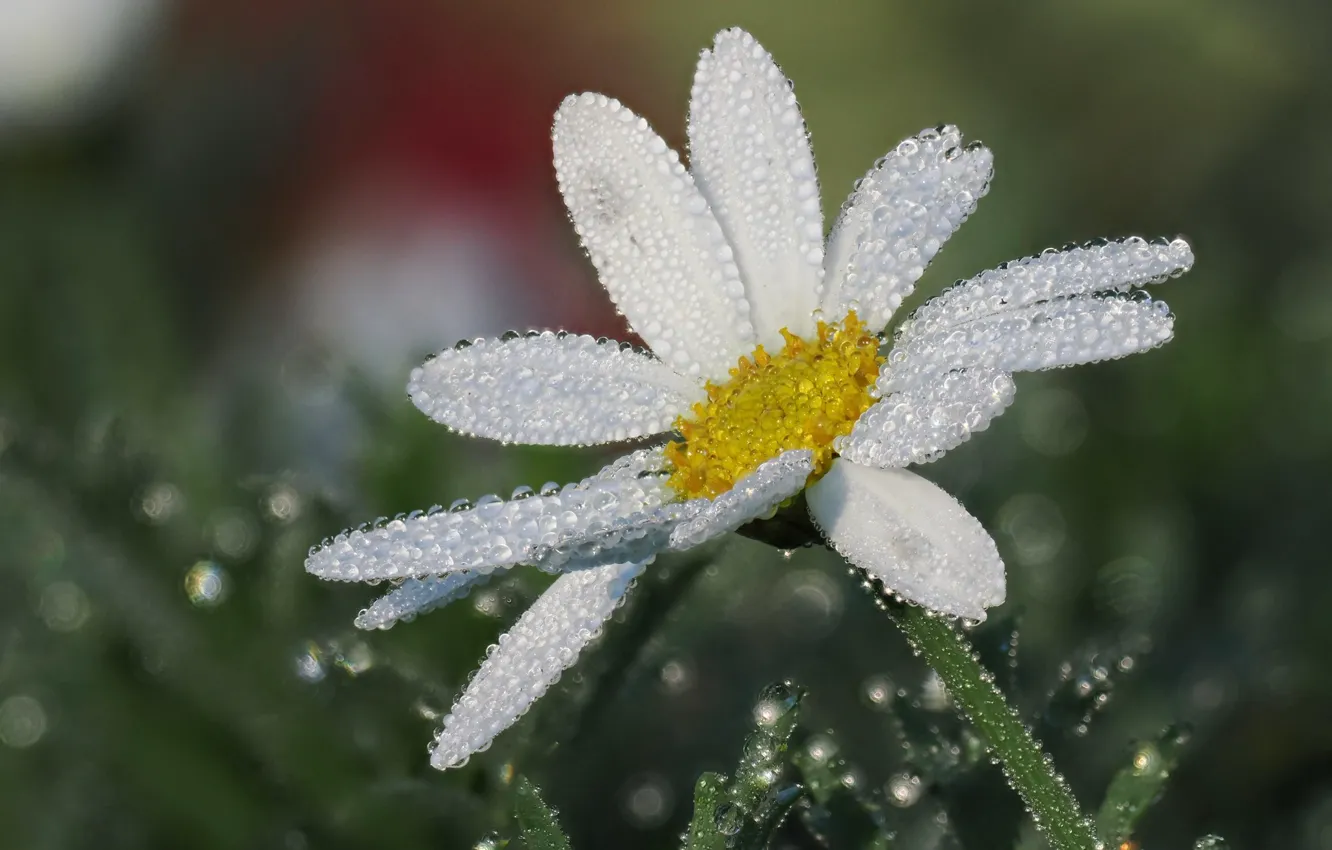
xmin=0 ymin=695 xmax=47 ymax=749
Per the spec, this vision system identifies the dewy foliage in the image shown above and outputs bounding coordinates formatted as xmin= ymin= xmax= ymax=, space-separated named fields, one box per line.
xmin=513 ymin=777 xmax=573 ymax=850
xmin=499 ymin=642 xmax=1219 ymax=850
xmin=1094 ymin=725 xmax=1192 ymax=847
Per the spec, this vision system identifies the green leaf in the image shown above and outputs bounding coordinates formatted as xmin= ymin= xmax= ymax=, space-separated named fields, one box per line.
xmin=683 ymin=772 xmax=729 ymax=850
xmin=682 ymin=682 xmax=807 ymax=850
xmin=513 ymin=778 xmax=572 ymax=850
xmin=791 ymin=732 xmax=896 ymax=849
xmin=1095 ymin=725 xmax=1192 ymax=846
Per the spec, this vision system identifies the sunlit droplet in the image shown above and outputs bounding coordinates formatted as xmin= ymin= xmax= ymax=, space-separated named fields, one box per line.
xmin=752 ymin=681 xmax=798 ymax=728
xmin=886 ymin=771 xmax=922 ymax=807
xmin=861 ymin=674 xmax=895 ymax=710
xmin=472 ymin=589 xmax=504 ymax=617
xmin=330 ymin=639 xmax=374 ymax=676
xmin=293 ymin=640 xmax=326 ymax=683
xmin=1132 ymin=743 xmax=1160 ymax=775
xmin=184 ymin=560 xmax=229 ymax=607
xmin=804 ymin=734 xmax=837 ymax=764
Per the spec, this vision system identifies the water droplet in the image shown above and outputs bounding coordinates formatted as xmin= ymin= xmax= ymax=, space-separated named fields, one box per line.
xmin=293 ymin=640 xmax=326 ymax=683
xmin=184 ymin=560 xmax=229 ymax=607
xmin=886 ymin=771 xmax=922 ymax=807
xmin=752 ymin=681 xmax=799 ymax=728
xmin=713 ymin=801 xmax=745 ymax=836
xmin=471 ymin=589 xmax=504 ymax=617
xmin=1131 ymin=742 xmax=1161 ymax=775
xmin=804 ymin=734 xmax=837 ymax=764
xmin=861 ymin=674 xmax=895 ymax=710
xmin=743 ymin=734 xmax=776 ymax=764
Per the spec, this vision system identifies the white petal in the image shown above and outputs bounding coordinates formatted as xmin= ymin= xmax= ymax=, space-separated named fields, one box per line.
xmin=901 ymin=236 xmax=1194 ymax=338
xmin=688 ymin=28 xmax=823 ymax=347
xmin=431 ymin=560 xmax=645 ymax=770
xmin=304 ymin=459 xmax=674 ymax=582
xmin=408 ymin=332 xmax=703 ymax=446
xmin=891 ymin=294 xmax=1174 ymax=377
xmin=348 ymin=449 xmax=678 ymax=630
xmin=355 ymin=573 xmax=493 ymax=631
xmin=553 ymin=93 xmax=756 ymax=381
xmin=837 ymin=369 xmax=1015 ymax=469
xmin=821 ymin=126 xmax=993 ymax=331
xmin=532 ymin=500 xmax=681 ymax=574
xmin=807 ymin=460 xmax=1003 ymax=620
xmin=668 ymin=449 xmax=813 ymax=549
xmin=584 ymin=446 xmax=672 ymax=483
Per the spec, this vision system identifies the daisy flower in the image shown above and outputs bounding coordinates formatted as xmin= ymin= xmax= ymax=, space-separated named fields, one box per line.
xmin=306 ymin=27 xmax=1193 ymax=770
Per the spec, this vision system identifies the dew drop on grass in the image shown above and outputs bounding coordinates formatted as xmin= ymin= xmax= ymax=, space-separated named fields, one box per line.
xmin=713 ymin=801 xmax=745 ymax=836
xmin=752 ymin=680 xmax=799 ymax=728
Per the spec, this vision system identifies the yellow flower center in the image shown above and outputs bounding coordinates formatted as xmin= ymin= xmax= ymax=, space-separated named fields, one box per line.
xmin=664 ymin=311 xmax=884 ymax=500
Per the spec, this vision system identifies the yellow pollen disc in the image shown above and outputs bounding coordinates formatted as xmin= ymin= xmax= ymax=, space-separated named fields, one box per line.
xmin=664 ymin=311 xmax=884 ymax=500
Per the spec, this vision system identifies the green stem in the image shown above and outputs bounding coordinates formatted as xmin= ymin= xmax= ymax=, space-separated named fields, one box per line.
xmin=886 ymin=602 xmax=1097 ymax=850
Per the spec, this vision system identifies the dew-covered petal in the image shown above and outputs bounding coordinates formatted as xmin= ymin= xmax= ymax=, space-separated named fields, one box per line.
xmin=901 ymin=236 xmax=1194 ymax=337
xmin=304 ymin=459 xmax=674 ymax=582
xmin=821 ymin=126 xmax=993 ymax=332
xmin=891 ymin=294 xmax=1174 ymax=377
xmin=531 ymin=496 xmax=684 ymax=574
xmin=669 ymin=449 xmax=814 ymax=549
xmin=837 ymin=369 xmax=1015 ymax=469
xmin=431 ymin=560 xmax=645 ymax=770
xmin=807 ymin=460 xmax=1003 ymax=620
xmin=583 ymin=446 xmax=671 ymax=483
xmin=355 ymin=573 xmax=493 ymax=631
xmin=408 ymin=332 xmax=703 ymax=446
xmin=688 ymin=28 xmax=823 ymax=347
xmin=553 ymin=93 xmax=756 ymax=382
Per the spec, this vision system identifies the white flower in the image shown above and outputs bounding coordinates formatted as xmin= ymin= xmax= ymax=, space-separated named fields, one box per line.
xmin=305 ymin=28 xmax=1194 ymax=770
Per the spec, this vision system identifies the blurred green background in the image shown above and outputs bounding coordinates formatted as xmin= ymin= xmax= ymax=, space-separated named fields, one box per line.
xmin=2 ymin=1 xmax=1331 ymax=848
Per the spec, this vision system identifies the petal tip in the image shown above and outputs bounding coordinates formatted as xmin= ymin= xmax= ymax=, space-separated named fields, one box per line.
xmin=713 ymin=26 xmax=757 ymax=47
